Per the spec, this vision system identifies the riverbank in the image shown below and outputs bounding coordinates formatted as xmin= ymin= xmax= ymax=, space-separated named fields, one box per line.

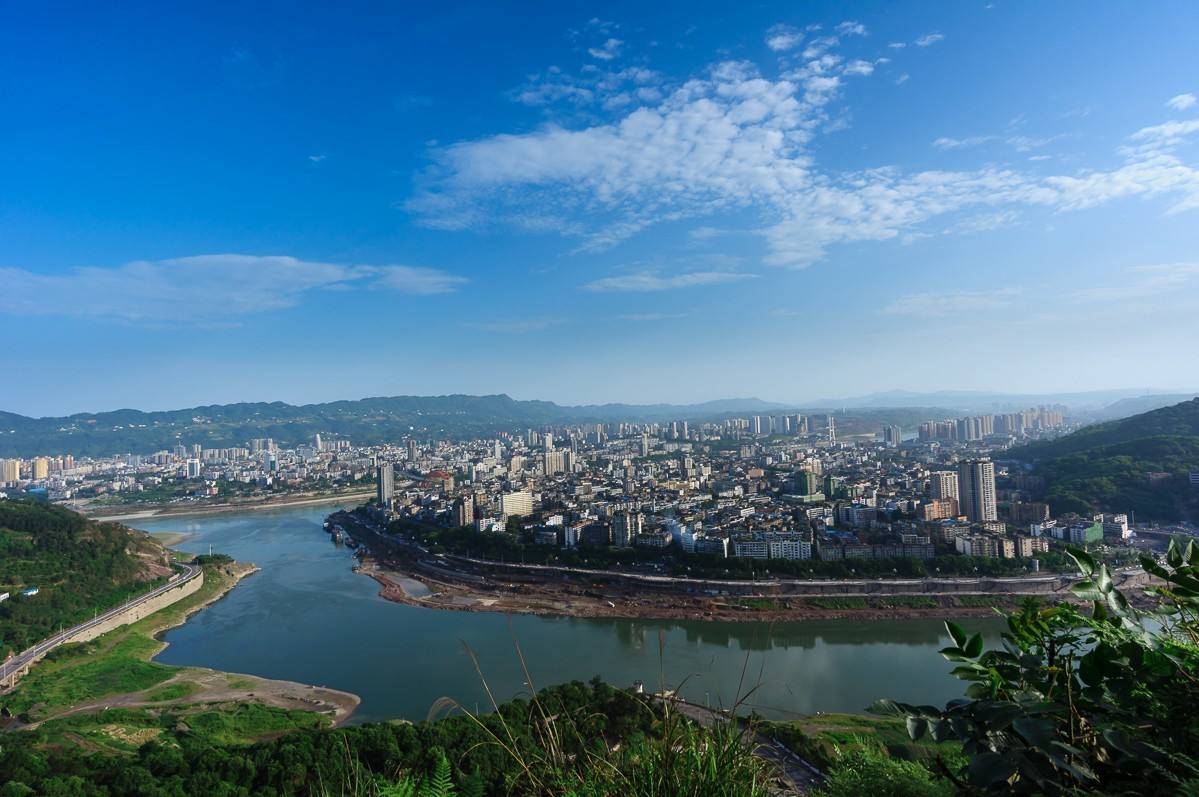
xmin=2 ymin=558 xmax=359 ymax=746
xmin=82 ymin=490 xmax=373 ymax=523
xmin=359 ymin=557 xmax=1033 ymax=622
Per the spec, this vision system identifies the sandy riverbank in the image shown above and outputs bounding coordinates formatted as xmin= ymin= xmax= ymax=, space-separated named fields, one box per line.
xmin=84 ymin=491 xmax=373 ymax=523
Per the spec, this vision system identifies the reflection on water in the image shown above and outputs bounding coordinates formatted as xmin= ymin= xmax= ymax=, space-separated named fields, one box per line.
xmin=135 ymin=505 xmax=1003 ymax=724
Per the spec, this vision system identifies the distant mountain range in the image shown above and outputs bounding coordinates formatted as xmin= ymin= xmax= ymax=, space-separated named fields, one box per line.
xmin=4 ymin=389 xmax=1195 ymax=460
xmin=1008 ymin=397 xmax=1199 ymax=522
xmin=808 ymin=388 xmax=1197 ymax=414
xmin=0 ymin=394 xmax=965 ymax=459
xmin=0 ymin=394 xmax=775 ymax=459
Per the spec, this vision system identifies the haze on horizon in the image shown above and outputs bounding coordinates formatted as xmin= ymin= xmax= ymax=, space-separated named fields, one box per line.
xmin=2 ymin=2 xmax=1198 ymax=417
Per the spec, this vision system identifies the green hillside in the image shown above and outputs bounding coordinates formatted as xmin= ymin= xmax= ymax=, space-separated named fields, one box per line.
xmin=1010 ymin=398 xmax=1199 ymax=521
xmin=0 ymin=500 xmax=172 ymax=656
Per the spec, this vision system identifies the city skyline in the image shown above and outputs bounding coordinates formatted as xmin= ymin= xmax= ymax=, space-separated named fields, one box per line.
xmin=2 ymin=2 xmax=1198 ymax=415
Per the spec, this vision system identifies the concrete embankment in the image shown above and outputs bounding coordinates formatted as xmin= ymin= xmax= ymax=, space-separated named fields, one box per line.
xmin=1 ymin=573 xmax=203 ymax=691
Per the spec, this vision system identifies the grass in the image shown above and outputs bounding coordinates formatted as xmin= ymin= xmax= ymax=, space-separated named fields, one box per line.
xmin=4 ymin=634 xmax=169 ymax=719
xmin=737 ymin=597 xmax=784 ymax=611
xmin=872 ymin=596 xmax=938 ymax=609
xmin=144 ymin=679 xmax=202 ymax=702
xmin=955 ymin=595 xmax=1012 ymax=608
xmin=806 ymin=597 xmax=869 ymax=609
xmin=4 ymin=561 xmax=340 ymax=751
xmin=764 ymin=712 xmax=962 ymax=771
xmin=180 ymin=702 xmax=330 ymax=744
xmin=35 ymin=702 xmax=331 ymax=752
xmin=3 ymin=565 xmax=240 ymax=720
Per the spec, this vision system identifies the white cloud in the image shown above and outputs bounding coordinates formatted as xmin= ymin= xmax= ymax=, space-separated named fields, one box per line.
xmin=884 ymin=288 xmax=1021 ymax=316
xmin=583 ymin=270 xmax=756 ymax=292
xmin=915 ymin=32 xmax=944 ymax=47
xmin=933 ymin=135 xmax=995 ymax=149
xmin=308 ymin=153 xmax=326 ymax=163
xmin=512 ymin=65 xmax=661 ymax=109
xmin=835 ymin=20 xmax=867 ymax=37
xmin=0 ymin=255 xmax=465 ymax=324
xmin=408 ymin=44 xmax=1199 ymax=270
xmin=843 ymin=59 xmax=875 ymax=77
xmin=369 ymin=265 xmax=471 ymax=294
xmin=765 ymin=23 xmax=804 ymax=52
xmin=588 ymin=38 xmax=623 ymax=60
xmin=887 ymin=42 xmax=906 ymax=49
xmin=1167 ymin=93 xmax=1197 ymax=111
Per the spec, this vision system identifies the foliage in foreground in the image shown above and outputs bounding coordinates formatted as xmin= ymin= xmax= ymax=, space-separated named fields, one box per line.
xmin=0 ymin=678 xmax=775 ymax=796
xmin=877 ymin=540 xmax=1199 ymax=794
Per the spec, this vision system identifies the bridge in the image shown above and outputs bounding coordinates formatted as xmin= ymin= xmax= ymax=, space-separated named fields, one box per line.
xmin=1 ymin=562 xmax=201 ymax=692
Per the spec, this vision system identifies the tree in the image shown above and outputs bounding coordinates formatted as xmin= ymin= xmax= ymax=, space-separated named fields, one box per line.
xmin=876 ymin=541 xmax=1199 ymax=794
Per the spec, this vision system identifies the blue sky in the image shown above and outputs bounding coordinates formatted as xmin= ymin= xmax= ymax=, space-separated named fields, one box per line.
xmin=2 ymin=1 xmax=1198 ymax=416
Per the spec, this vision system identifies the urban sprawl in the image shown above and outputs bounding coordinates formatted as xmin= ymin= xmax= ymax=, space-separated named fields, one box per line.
xmin=0 ymin=407 xmax=1146 ymax=570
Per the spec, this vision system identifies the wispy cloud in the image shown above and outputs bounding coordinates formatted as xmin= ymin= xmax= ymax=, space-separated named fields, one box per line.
xmin=408 ymin=35 xmax=1199 ymax=270
xmin=584 ymin=270 xmax=755 ymax=292
xmin=588 ymin=38 xmax=623 ymax=60
xmin=1167 ymin=93 xmax=1197 ymax=112
xmin=0 ymin=255 xmax=466 ymax=324
xmin=915 ymin=32 xmax=944 ymax=47
xmin=933 ymin=135 xmax=996 ymax=150
xmin=835 ymin=20 xmax=867 ymax=37
xmin=884 ymin=288 xmax=1021 ymax=316
xmin=765 ymin=24 xmax=804 ymax=52
xmin=308 ymin=153 xmax=327 ymax=163
xmin=1071 ymin=262 xmax=1199 ymax=302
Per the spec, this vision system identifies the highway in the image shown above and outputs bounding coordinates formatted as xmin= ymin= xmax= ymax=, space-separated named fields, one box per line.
xmin=1 ymin=562 xmax=201 ymax=689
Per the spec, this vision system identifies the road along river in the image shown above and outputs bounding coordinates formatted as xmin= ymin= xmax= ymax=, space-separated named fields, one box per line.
xmin=136 ymin=504 xmax=1004 ymax=724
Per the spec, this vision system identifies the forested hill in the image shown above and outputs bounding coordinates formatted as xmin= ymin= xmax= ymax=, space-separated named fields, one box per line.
xmin=1009 ymin=398 xmax=1199 ymax=521
xmin=0 ymin=500 xmax=173 ymax=656
xmin=0 ymin=394 xmax=953 ymax=458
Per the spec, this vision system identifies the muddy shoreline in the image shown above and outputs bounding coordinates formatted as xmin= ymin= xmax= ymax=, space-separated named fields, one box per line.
xmin=359 ymin=558 xmax=1035 ymax=623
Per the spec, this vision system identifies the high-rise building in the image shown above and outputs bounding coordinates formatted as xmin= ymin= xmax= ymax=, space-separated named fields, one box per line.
xmin=640 ymin=433 xmax=650 ymax=457
xmin=186 ymin=458 xmax=202 ymax=479
xmin=314 ymin=433 xmax=323 ymax=451
xmin=827 ymin=415 xmax=836 ymax=442
xmin=611 ymin=511 xmax=642 ymax=547
xmin=407 ymin=439 xmax=418 ymax=462
xmin=883 ymin=425 xmax=902 ymax=446
xmin=957 ymin=459 xmax=998 ymax=523
xmin=454 ymin=495 xmax=474 ymax=527
xmin=500 ymin=490 xmax=533 ymax=517
xmin=0 ymin=459 xmax=20 ymax=484
xmin=31 ymin=457 xmax=49 ymax=480
xmin=544 ymin=432 xmax=553 ymax=451
xmin=930 ymin=471 xmax=960 ymax=501
xmin=376 ymin=462 xmax=395 ymax=506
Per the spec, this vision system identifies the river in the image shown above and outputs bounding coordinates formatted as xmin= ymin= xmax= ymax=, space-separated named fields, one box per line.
xmin=134 ymin=504 xmax=1004 ymax=725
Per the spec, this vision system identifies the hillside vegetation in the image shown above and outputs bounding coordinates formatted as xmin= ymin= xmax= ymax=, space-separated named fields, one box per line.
xmin=1010 ymin=398 xmax=1199 ymax=521
xmin=0 ymin=500 xmax=172 ymax=657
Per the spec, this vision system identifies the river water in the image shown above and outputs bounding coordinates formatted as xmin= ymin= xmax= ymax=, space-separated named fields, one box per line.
xmin=135 ymin=504 xmax=1004 ymax=724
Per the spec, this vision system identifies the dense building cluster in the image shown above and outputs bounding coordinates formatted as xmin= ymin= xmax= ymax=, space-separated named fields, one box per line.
xmin=362 ymin=408 xmax=1130 ymax=568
